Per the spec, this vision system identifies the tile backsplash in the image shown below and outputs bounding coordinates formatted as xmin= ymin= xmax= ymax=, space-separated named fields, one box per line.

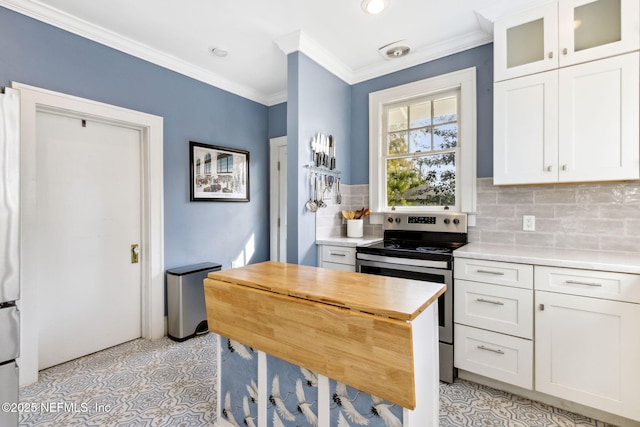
xmin=472 ymin=177 xmax=640 ymax=252
xmin=316 ymin=178 xmax=640 ymax=253
xmin=315 ymin=184 xmax=382 ymax=239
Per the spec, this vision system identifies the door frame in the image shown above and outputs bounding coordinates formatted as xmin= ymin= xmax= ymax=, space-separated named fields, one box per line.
xmin=13 ymin=82 xmax=164 ymax=386
xmin=269 ymin=136 xmax=286 ymax=262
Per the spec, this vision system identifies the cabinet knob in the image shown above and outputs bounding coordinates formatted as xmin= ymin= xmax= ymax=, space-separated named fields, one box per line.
xmin=546 ymin=165 xmax=552 ymax=172
xmin=562 ymin=48 xmax=568 ymax=55
xmin=539 ymin=304 xmax=545 ymax=311
xmin=561 ymin=164 xmax=567 ymax=171
xmin=548 ymin=51 xmax=554 ymax=59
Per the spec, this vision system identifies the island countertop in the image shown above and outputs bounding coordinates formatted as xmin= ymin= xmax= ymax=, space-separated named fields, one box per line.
xmin=204 ymin=261 xmax=444 ymax=414
xmin=206 ymin=261 xmax=446 ymax=321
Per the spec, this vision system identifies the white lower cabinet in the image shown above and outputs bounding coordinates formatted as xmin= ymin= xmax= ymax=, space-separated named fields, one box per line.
xmin=455 ymin=324 xmax=533 ymax=389
xmin=535 ymin=269 xmax=640 ymax=421
xmin=317 ymin=245 xmax=356 ymax=271
xmin=455 ymin=257 xmax=640 ymax=422
xmin=454 ymin=258 xmax=534 ymax=389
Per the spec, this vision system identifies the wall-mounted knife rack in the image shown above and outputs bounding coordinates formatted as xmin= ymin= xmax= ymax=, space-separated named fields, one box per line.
xmin=304 ymin=133 xmax=342 ymax=211
xmin=311 ymin=132 xmax=337 ymax=170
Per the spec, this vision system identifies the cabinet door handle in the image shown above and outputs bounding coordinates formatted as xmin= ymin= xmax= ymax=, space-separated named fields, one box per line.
xmin=562 ymin=47 xmax=568 ymax=55
xmin=476 ymin=298 xmax=505 ymax=306
xmin=561 ymin=164 xmax=567 ymax=171
xmin=565 ymin=280 xmax=603 ymax=287
xmin=546 ymin=165 xmax=553 ymax=172
xmin=539 ymin=304 xmax=545 ymax=311
xmin=477 ymin=345 xmax=504 ymax=355
xmin=548 ymin=51 xmax=554 ymax=59
xmin=476 ymin=269 xmax=505 ymax=276
xmin=329 ymin=252 xmax=346 ymax=257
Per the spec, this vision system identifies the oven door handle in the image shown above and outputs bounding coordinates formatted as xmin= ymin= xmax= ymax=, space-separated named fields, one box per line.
xmin=356 ymin=252 xmax=449 ymax=269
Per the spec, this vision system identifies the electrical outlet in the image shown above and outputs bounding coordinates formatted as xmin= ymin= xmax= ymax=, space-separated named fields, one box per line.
xmin=523 ymin=215 xmax=535 ymax=231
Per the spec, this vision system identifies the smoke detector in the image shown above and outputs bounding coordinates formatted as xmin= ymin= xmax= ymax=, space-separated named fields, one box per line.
xmin=378 ymin=40 xmax=411 ymax=60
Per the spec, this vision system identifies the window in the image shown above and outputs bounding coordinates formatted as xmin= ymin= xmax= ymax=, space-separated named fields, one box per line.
xmin=217 ymin=153 xmax=233 ymax=173
xmin=204 ymin=153 xmax=212 ymax=174
xmin=369 ymin=68 xmax=477 ymax=213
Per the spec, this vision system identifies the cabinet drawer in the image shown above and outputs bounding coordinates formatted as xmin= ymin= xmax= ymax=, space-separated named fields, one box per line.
xmin=321 ymin=245 xmax=355 ymax=266
xmin=454 ymin=324 xmax=533 ymax=390
xmin=454 ymin=258 xmax=533 ymax=289
xmin=454 ymin=280 xmax=533 ymax=339
xmin=321 ymin=261 xmax=355 ymax=272
xmin=535 ymin=266 xmax=640 ymax=303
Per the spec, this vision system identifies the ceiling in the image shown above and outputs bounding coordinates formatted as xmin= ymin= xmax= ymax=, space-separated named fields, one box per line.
xmin=1 ymin=0 xmax=537 ymax=105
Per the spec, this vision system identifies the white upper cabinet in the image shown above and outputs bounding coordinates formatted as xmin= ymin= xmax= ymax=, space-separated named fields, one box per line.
xmin=558 ymin=53 xmax=640 ymax=182
xmin=495 ymin=0 xmax=640 ymax=82
xmin=494 ymin=70 xmax=559 ymax=185
xmin=495 ymin=2 xmax=559 ymax=81
xmin=494 ymin=52 xmax=639 ymax=185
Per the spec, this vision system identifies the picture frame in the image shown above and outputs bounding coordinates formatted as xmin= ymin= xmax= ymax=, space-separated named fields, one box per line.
xmin=189 ymin=141 xmax=250 ymax=202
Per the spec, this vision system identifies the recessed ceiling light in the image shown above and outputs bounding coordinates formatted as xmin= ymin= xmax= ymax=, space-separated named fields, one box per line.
xmin=210 ymin=47 xmax=228 ymax=58
xmin=361 ymin=0 xmax=388 ymax=14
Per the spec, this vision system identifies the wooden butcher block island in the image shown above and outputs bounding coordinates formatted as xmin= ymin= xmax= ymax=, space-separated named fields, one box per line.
xmin=204 ymin=261 xmax=445 ymax=427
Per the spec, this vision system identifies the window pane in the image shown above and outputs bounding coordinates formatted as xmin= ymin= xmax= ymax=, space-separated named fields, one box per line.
xmin=386 ymin=153 xmax=455 ymax=207
xmin=409 ymin=101 xmax=431 ymax=128
xmin=433 ymin=96 xmax=457 ymax=124
xmin=433 ymin=124 xmax=458 ymax=150
xmin=387 ymin=106 xmax=408 ymax=131
xmin=506 ymin=18 xmax=544 ymax=69
xmin=388 ymin=132 xmax=408 ymax=154
xmin=574 ymin=0 xmax=621 ymax=52
xmin=409 ymin=128 xmax=431 ymax=152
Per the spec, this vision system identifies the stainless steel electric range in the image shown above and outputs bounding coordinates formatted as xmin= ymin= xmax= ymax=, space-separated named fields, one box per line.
xmin=355 ymin=212 xmax=468 ymax=383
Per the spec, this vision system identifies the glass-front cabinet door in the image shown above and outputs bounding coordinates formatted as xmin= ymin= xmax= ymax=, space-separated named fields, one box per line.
xmin=559 ymin=0 xmax=639 ymax=67
xmin=494 ymin=2 xmax=558 ymax=81
xmin=494 ymin=0 xmax=639 ymax=81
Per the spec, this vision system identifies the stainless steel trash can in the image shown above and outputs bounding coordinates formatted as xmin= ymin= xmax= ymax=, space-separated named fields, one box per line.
xmin=167 ymin=262 xmax=221 ymax=342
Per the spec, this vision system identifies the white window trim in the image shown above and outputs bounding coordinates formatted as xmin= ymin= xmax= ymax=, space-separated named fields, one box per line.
xmin=369 ymin=67 xmax=477 ymax=214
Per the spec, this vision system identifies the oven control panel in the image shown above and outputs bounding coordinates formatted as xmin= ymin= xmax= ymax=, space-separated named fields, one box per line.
xmin=384 ymin=213 xmax=467 ymax=232
xmin=408 ymin=216 xmax=436 ymax=224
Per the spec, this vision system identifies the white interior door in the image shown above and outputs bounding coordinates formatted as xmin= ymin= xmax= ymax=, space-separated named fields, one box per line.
xmin=269 ymin=137 xmax=287 ymax=262
xmin=36 ymin=111 xmax=142 ymax=369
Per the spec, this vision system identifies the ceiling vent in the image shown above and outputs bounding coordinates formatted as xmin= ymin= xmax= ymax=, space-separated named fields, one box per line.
xmin=378 ymin=40 xmax=411 ymax=60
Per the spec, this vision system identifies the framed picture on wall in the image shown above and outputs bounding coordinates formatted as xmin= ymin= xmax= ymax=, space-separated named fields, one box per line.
xmin=189 ymin=141 xmax=250 ymax=202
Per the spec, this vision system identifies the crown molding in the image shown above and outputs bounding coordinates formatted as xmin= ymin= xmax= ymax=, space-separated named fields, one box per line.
xmin=275 ymin=30 xmax=354 ymax=85
xmin=266 ymin=90 xmax=288 ymax=106
xmin=350 ymin=30 xmax=493 ymax=84
xmin=475 ymin=0 xmax=555 ymax=33
xmin=3 ymin=0 xmax=511 ymax=107
xmin=273 ymin=27 xmax=493 ymax=91
xmin=0 ymin=0 xmax=271 ymax=105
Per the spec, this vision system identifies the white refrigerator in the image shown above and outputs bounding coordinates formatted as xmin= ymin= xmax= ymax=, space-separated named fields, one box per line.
xmin=0 ymin=86 xmax=20 ymax=427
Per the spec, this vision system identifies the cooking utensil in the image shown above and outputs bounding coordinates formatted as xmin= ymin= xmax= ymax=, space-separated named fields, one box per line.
xmin=305 ymin=174 xmax=317 ymax=212
xmin=318 ymin=175 xmax=327 ymax=208
xmin=336 ymin=178 xmax=342 ymax=205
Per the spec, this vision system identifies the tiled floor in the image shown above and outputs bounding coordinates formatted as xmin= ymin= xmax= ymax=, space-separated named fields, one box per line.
xmin=19 ymin=333 xmax=618 ymax=426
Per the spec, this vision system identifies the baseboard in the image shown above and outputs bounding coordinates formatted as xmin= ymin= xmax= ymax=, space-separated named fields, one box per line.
xmin=458 ymin=370 xmax=638 ymax=427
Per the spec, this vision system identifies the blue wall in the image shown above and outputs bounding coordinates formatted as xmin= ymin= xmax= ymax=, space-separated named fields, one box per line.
xmin=1 ymin=4 xmax=493 ymax=277
xmin=268 ymin=102 xmax=287 ymax=138
xmin=0 ymin=6 xmax=271 ymax=273
xmin=350 ymin=44 xmax=494 ymax=183
xmin=287 ymin=53 xmax=351 ymax=265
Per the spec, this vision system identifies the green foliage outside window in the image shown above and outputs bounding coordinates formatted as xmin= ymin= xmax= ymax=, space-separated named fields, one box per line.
xmin=386 ymin=126 xmax=457 ymax=207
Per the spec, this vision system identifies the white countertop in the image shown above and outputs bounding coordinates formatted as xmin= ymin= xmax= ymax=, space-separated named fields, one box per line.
xmin=316 ymin=236 xmax=383 ymax=247
xmin=454 ymin=243 xmax=640 ymax=274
